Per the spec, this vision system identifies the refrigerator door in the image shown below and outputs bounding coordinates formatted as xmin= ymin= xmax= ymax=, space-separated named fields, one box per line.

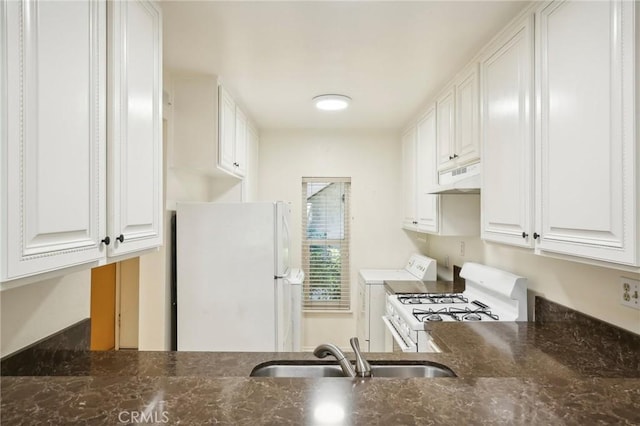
xmin=274 ymin=202 xmax=291 ymax=278
xmin=276 ymin=277 xmax=291 ymax=352
xmin=176 ymin=202 xmax=277 ymax=351
xmin=277 ymin=268 xmax=304 ymax=352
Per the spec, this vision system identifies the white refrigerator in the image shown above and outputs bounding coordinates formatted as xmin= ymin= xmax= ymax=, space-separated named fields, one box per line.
xmin=176 ymin=201 xmax=299 ymax=352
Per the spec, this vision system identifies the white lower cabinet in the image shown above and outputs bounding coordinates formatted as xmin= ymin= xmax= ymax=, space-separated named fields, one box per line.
xmin=1 ymin=0 xmax=163 ymax=283
xmin=534 ymin=0 xmax=638 ymax=267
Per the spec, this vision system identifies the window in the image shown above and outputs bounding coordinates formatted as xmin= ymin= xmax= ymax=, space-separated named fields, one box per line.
xmin=301 ymin=177 xmax=351 ymax=311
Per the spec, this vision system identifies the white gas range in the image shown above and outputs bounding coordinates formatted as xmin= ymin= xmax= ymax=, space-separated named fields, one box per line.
xmin=382 ymin=262 xmax=528 ymax=352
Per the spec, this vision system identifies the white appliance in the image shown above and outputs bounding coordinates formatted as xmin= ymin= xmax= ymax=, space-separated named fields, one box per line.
xmin=427 ymin=162 xmax=481 ymax=194
xmin=383 ymin=262 xmax=527 ymax=352
xmin=284 ymin=268 xmax=304 ymax=352
xmin=176 ymin=201 xmax=299 ymax=352
xmin=356 ymin=254 xmax=437 ymax=352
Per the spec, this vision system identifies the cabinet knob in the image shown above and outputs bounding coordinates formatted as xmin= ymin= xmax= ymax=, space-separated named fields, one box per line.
xmin=448 ymin=155 xmax=453 ymax=160
xmin=521 ymin=232 xmax=528 ymax=239
xmin=453 ymin=154 xmax=459 ymax=158
xmin=116 ymin=234 xmax=125 ymax=243
xmin=101 ymin=236 xmax=111 ymax=246
xmin=533 ymin=232 xmax=540 ymax=240
xmin=233 ymin=162 xmax=239 ymax=167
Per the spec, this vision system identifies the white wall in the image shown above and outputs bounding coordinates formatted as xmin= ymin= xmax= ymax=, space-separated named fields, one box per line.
xmin=0 ymin=270 xmax=91 ymax=357
xmin=258 ymin=129 xmax=418 ymax=350
xmin=413 ymin=233 xmax=640 ymax=334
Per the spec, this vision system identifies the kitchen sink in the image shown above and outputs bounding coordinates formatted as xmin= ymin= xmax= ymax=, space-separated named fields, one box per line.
xmin=249 ymin=360 xmax=456 ymax=378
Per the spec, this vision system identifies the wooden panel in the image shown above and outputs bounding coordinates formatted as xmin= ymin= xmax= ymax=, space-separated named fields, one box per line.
xmin=90 ymin=263 xmax=116 ymax=351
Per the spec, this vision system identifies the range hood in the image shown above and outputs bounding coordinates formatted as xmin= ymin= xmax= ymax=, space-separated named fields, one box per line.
xmin=427 ymin=163 xmax=481 ymax=194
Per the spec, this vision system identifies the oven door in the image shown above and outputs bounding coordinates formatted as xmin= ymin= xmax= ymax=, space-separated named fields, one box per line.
xmin=382 ymin=316 xmax=416 ymax=352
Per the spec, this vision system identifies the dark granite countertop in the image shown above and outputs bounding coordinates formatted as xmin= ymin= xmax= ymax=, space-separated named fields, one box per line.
xmin=2 ymin=298 xmax=639 ymax=425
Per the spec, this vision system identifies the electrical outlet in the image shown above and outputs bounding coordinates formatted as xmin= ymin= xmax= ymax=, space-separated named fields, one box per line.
xmin=460 ymin=241 xmax=465 ymax=257
xmin=620 ymin=277 xmax=640 ymax=310
xmin=444 ymin=255 xmax=450 ymax=268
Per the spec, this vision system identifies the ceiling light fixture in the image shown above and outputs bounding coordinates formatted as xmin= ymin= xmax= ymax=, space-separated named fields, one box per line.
xmin=313 ymin=94 xmax=351 ymax=111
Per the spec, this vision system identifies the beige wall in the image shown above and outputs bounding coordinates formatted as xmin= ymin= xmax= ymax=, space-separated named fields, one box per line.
xmin=0 ymin=270 xmax=91 ymax=357
xmin=414 ymin=233 xmax=640 ymax=334
xmin=258 ymin=129 xmax=418 ymax=350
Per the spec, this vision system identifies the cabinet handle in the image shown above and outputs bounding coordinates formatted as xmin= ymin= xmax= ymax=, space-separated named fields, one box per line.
xmin=533 ymin=232 xmax=540 ymax=240
xmin=101 ymin=236 xmax=111 ymax=246
xmin=521 ymin=232 xmax=528 ymax=239
xmin=116 ymin=234 xmax=125 ymax=243
xmin=233 ymin=162 xmax=239 ymax=167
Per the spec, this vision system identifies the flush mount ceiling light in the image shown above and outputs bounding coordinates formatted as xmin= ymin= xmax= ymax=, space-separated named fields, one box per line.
xmin=313 ymin=94 xmax=351 ymax=111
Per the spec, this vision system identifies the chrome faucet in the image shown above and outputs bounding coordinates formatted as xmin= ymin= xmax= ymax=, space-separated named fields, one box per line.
xmin=313 ymin=337 xmax=372 ymax=378
xmin=313 ymin=342 xmax=355 ymax=377
xmin=349 ymin=337 xmax=372 ymax=377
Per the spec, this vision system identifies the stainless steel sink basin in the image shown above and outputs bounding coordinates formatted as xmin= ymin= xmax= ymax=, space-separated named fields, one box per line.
xmin=249 ymin=360 xmax=456 ymax=378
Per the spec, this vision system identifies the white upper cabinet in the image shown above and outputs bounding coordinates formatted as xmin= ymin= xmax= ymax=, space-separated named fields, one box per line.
xmin=1 ymin=0 xmax=107 ymax=280
xmin=234 ymin=105 xmax=248 ymax=177
xmin=108 ymin=0 xmax=163 ymax=257
xmin=218 ymin=85 xmax=237 ymax=175
xmin=415 ymin=108 xmax=439 ymax=233
xmin=402 ymin=107 xmax=480 ymax=236
xmin=171 ymin=76 xmax=249 ymax=179
xmin=437 ymin=64 xmax=481 ymax=172
xmin=401 ymin=126 xmax=418 ymax=229
xmin=481 ymin=15 xmax=534 ymax=248
xmin=455 ymin=64 xmax=481 ymax=166
xmin=436 ymin=87 xmax=456 ymax=171
xmin=1 ymin=0 xmax=164 ymax=283
xmin=534 ymin=0 xmax=638 ymax=266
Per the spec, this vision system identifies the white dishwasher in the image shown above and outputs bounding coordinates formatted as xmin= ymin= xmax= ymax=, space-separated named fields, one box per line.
xmin=356 ymin=254 xmax=437 ymax=352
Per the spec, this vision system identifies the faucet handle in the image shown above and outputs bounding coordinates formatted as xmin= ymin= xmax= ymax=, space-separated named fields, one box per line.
xmin=350 ymin=337 xmax=372 ymax=377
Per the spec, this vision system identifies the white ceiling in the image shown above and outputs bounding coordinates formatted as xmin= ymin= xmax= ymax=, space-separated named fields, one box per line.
xmin=162 ymin=1 xmax=529 ymax=130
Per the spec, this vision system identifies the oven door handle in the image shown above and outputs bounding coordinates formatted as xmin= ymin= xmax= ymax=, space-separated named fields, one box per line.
xmin=382 ymin=316 xmax=415 ymax=352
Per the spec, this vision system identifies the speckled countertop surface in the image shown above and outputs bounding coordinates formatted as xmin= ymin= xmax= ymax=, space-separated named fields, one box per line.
xmin=2 ymin=300 xmax=640 ymax=425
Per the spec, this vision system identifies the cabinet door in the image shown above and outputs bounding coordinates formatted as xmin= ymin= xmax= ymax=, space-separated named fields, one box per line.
xmin=535 ymin=0 xmax=637 ymax=265
xmin=481 ymin=15 xmax=534 ymax=248
xmin=416 ymin=108 xmax=439 ymax=233
xmin=218 ymin=85 xmax=236 ymax=174
xmin=234 ymin=106 xmax=247 ymax=177
xmin=436 ymin=87 xmax=456 ymax=171
xmin=401 ymin=127 xmax=417 ymax=229
xmin=455 ymin=64 xmax=480 ymax=166
xmin=108 ymin=0 xmax=163 ymax=256
xmin=1 ymin=0 xmax=106 ymax=280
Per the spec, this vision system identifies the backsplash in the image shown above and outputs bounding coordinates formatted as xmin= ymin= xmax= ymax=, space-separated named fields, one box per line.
xmin=535 ymin=297 xmax=640 ymax=376
xmin=1 ymin=319 xmax=91 ymax=376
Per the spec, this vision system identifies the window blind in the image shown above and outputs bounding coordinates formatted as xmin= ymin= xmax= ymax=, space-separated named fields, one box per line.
xmin=301 ymin=177 xmax=351 ymax=311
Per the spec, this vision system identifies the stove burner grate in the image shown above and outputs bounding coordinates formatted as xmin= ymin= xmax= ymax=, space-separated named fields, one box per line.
xmin=398 ymin=293 xmax=468 ymax=305
xmin=412 ymin=306 xmax=500 ymax=322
